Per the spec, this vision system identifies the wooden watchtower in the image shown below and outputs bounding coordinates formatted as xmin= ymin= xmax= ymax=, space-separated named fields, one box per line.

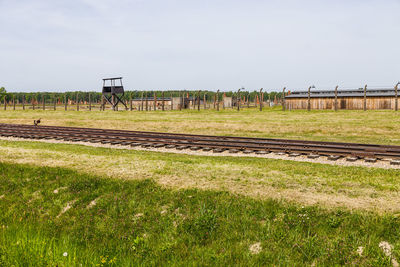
xmin=102 ymin=77 xmax=127 ymax=111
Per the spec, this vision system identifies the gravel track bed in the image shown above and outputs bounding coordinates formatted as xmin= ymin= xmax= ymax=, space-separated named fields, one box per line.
xmin=0 ymin=136 xmax=398 ymax=169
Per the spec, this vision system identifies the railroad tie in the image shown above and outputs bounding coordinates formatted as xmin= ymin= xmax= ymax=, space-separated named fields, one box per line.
xmin=390 ymin=160 xmax=400 ymax=166
xmin=364 ymin=158 xmax=377 ymax=163
xmin=327 ymin=155 xmax=341 ymax=161
xmin=346 ymin=157 xmax=358 ymax=162
xmin=153 ymin=144 xmax=165 ymax=148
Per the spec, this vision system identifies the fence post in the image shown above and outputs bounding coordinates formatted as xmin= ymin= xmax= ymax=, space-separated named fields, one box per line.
xmin=162 ymin=91 xmax=165 ymax=111
xmin=203 ymin=93 xmax=206 ymax=110
xmin=170 ymin=92 xmax=173 ymax=110
xmin=216 ymin=90 xmax=220 ymax=111
xmin=237 ymin=89 xmax=241 ymax=111
xmin=395 ymin=82 xmax=399 ymax=111
xmin=154 ymin=92 xmax=157 ymax=111
xmin=140 ymin=91 xmax=144 ymax=111
xmin=145 ymin=92 xmax=148 ymax=111
xmin=32 ymin=98 xmax=35 ymax=110
xmin=13 ymin=95 xmax=15 ymax=110
xmin=54 ymin=97 xmax=56 ymax=110
xmin=334 ymin=85 xmax=338 ymax=111
xmin=282 ymin=87 xmax=286 ymax=111
xmin=22 ymin=95 xmax=25 ymax=110
xmin=43 ymin=96 xmax=45 ymax=110
xmin=307 ymin=86 xmax=311 ymax=111
xmin=179 ymin=92 xmax=182 ymax=111
xmin=363 ymin=84 xmax=367 ymax=111
xmin=76 ymin=93 xmax=79 ymax=111
xmin=259 ymin=88 xmax=263 ymax=111
xmin=89 ymin=93 xmax=92 ymax=111
xmin=65 ymin=96 xmax=68 ymax=111
xmin=4 ymin=95 xmax=6 ymax=110
xmin=129 ymin=94 xmax=132 ymax=111
xmin=197 ymin=90 xmax=200 ymax=111
xmin=213 ymin=93 xmax=216 ymax=109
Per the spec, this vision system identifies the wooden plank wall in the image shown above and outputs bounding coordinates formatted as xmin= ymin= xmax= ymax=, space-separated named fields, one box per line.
xmin=285 ymin=97 xmax=397 ymax=110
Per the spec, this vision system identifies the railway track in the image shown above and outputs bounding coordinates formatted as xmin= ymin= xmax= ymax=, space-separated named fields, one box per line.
xmin=1 ymin=123 xmax=400 ymax=164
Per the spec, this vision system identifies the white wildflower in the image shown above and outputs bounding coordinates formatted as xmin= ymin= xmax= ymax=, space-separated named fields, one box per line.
xmin=249 ymin=242 xmax=262 ymax=255
xmin=379 ymin=241 xmax=393 ymax=257
xmin=357 ymin=246 xmax=363 ymax=256
xmin=379 ymin=241 xmax=399 ymax=267
xmin=63 ymin=252 xmax=68 ymax=257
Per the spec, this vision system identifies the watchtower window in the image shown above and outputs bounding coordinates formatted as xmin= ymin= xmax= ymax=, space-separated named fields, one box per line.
xmin=102 ymin=77 xmax=124 ymax=95
xmin=101 ymin=77 xmax=127 ymax=110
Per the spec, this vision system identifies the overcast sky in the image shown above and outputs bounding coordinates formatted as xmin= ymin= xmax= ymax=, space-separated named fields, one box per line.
xmin=0 ymin=0 xmax=399 ymax=92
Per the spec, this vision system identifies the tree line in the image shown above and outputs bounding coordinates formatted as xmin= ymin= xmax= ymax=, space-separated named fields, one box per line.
xmin=0 ymin=88 xmax=284 ymax=103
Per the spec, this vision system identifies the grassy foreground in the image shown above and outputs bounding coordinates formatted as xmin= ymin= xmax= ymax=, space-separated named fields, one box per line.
xmin=1 ymin=108 xmax=400 ymax=145
xmin=1 ymin=139 xmax=400 ymax=212
xmin=0 ymin=162 xmax=399 ymax=266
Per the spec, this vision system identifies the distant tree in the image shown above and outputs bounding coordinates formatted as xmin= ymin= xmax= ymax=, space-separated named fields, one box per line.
xmin=0 ymin=87 xmax=6 ymax=101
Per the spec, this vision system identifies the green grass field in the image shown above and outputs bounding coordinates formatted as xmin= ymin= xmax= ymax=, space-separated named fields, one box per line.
xmin=1 ymin=108 xmax=400 ymax=265
xmin=1 ymin=108 xmax=400 ymax=144
xmin=0 ymin=162 xmax=399 ymax=266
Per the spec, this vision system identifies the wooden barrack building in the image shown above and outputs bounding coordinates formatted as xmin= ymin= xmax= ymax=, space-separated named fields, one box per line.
xmin=284 ymin=88 xmax=399 ymax=110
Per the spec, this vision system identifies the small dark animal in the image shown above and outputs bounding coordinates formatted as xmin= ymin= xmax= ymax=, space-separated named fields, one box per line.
xmin=34 ymin=118 xmax=41 ymax=126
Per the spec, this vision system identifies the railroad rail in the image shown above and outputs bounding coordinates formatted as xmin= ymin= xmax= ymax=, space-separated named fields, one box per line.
xmin=1 ymin=123 xmax=400 ymax=164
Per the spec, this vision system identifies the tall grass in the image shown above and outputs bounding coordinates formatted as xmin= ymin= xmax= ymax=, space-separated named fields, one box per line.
xmin=0 ymin=162 xmax=398 ymax=265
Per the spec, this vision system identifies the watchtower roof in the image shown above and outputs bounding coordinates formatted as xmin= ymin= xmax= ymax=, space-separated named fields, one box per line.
xmin=102 ymin=77 xmax=123 ymax=81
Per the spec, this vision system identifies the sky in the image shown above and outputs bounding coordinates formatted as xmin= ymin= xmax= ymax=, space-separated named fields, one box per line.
xmin=0 ymin=0 xmax=399 ymax=92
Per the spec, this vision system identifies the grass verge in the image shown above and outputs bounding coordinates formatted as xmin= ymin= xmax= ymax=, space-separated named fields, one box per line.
xmin=1 ymin=108 xmax=400 ymax=145
xmin=0 ymin=162 xmax=399 ymax=266
xmin=1 ymin=139 xmax=400 ymax=212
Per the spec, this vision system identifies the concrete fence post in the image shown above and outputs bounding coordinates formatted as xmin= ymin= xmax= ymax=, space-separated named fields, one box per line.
xmin=76 ymin=93 xmax=79 ymax=111
xmin=89 ymin=93 xmax=92 ymax=111
xmin=363 ymin=84 xmax=367 ymax=111
xmin=395 ymin=82 xmax=399 ymax=111
xmin=216 ymin=90 xmax=220 ymax=111
xmin=334 ymin=85 xmax=338 ymax=111
xmin=237 ymin=89 xmax=241 ymax=111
